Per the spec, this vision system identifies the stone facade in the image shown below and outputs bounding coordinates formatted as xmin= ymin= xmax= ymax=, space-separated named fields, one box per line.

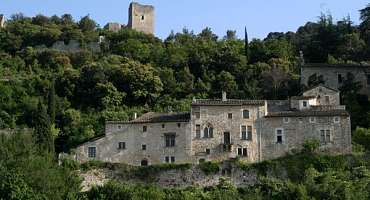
xmin=301 ymin=63 xmax=370 ymax=97
xmin=74 ymin=86 xmax=351 ymax=166
xmin=104 ymin=22 xmax=123 ymax=32
xmin=0 ymin=14 xmax=5 ymax=28
xmin=128 ymin=2 xmax=154 ymax=34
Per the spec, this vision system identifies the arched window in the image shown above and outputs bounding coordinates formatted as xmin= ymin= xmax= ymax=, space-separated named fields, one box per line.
xmin=243 ymin=110 xmax=250 ymax=119
xmin=203 ymin=124 xmax=214 ymax=138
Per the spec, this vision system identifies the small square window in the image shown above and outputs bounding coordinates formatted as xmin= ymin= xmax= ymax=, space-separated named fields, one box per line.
xmin=141 ymin=15 xmax=145 ymax=20
xmin=118 ymin=142 xmax=126 ymax=149
xmin=309 ymin=117 xmax=316 ymax=123
xmin=228 ymin=113 xmax=233 ymax=119
xmin=165 ymin=156 xmax=169 ymax=163
xmin=276 ymin=129 xmax=283 ymax=144
xmin=142 ymin=144 xmax=146 ymax=150
xmin=303 ymin=101 xmax=308 ymax=107
xmin=171 ymin=156 xmax=175 ymax=163
xmin=88 ymin=147 xmax=96 ymax=158
xmin=162 ymin=124 xmax=165 ymax=129
xmin=334 ymin=117 xmax=340 ymax=123
xmin=205 ymin=148 xmax=210 ymax=155
xmin=177 ymin=123 xmax=181 ymax=128
xmin=143 ymin=126 xmax=147 ymax=132
xmin=283 ymin=117 xmax=290 ymax=123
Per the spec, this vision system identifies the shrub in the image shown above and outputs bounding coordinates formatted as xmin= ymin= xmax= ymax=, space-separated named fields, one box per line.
xmin=199 ymin=161 xmax=220 ymax=175
xmin=302 ymin=139 xmax=320 ymax=153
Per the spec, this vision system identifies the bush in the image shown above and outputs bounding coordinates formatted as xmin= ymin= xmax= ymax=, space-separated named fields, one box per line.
xmin=302 ymin=139 xmax=320 ymax=153
xmin=199 ymin=161 xmax=220 ymax=175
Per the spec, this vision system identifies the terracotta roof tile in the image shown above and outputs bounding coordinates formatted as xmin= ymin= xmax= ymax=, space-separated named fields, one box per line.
xmin=192 ymin=99 xmax=265 ymax=106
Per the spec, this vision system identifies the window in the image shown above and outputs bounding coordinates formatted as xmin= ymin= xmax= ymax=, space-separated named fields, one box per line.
xmin=276 ymin=129 xmax=283 ymax=144
xmin=309 ymin=117 xmax=316 ymax=123
xmin=141 ymin=159 xmax=148 ymax=166
xmin=237 ymin=148 xmax=247 ymax=157
xmin=367 ymin=75 xmax=370 ymax=85
xmin=283 ymin=117 xmax=290 ymax=123
xmin=143 ymin=126 xmax=147 ymax=132
xmin=165 ymin=133 xmax=176 ymax=147
xmin=237 ymin=148 xmax=242 ymax=155
xmin=228 ymin=113 xmax=233 ymax=119
xmin=118 ymin=142 xmax=126 ymax=149
xmin=162 ymin=124 xmax=165 ymax=129
xmin=194 ymin=108 xmax=201 ymax=119
xmin=177 ymin=123 xmax=181 ymax=128
xmin=118 ymin=125 xmax=122 ymax=129
xmin=88 ymin=147 xmax=96 ymax=158
xmin=247 ymin=126 xmax=252 ymax=141
xmin=141 ymin=15 xmax=145 ymax=20
xmin=338 ymin=74 xmax=343 ymax=84
xmin=303 ymin=101 xmax=308 ymax=107
xmin=325 ymin=96 xmax=330 ymax=104
xmin=142 ymin=144 xmax=146 ymax=150
xmin=243 ymin=110 xmax=250 ymax=119
xmin=334 ymin=116 xmax=340 ymax=123
xmin=195 ymin=125 xmax=201 ymax=138
xmin=320 ymin=129 xmax=331 ymax=144
xmin=203 ymin=125 xmax=213 ymax=138
xmin=241 ymin=125 xmax=247 ymax=140
xmin=165 ymin=156 xmax=175 ymax=163
xmin=205 ymin=148 xmax=210 ymax=155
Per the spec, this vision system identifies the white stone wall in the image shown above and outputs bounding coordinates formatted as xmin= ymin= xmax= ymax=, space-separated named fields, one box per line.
xmin=190 ymin=105 xmax=265 ymax=163
xmin=260 ymin=115 xmax=351 ymax=161
xmin=75 ymin=122 xmax=191 ymax=166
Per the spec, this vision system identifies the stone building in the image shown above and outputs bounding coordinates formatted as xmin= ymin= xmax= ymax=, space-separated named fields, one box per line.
xmin=74 ymin=86 xmax=351 ymax=166
xmin=127 ymin=2 xmax=154 ymax=34
xmin=0 ymin=14 xmax=5 ymax=28
xmin=104 ymin=22 xmax=123 ymax=32
xmin=301 ymin=63 xmax=370 ymax=97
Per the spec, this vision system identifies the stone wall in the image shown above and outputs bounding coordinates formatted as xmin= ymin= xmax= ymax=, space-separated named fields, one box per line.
xmin=75 ymin=122 xmax=192 ymax=166
xmin=301 ymin=64 xmax=370 ymax=97
xmin=303 ymin=85 xmax=340 ymax=106
xmin=190 ymin=105 xmax=265 ymax=163
xmin=261 ymin=115 xmax=352 ymax=161
xmin=128 ymin=2 xmax=154 ymax=34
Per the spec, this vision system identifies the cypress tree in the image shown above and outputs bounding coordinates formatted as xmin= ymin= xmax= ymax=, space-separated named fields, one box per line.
xmin=48 ymin=78 xmax=56 ymax=123
xmin=34 ymin=102 xmax=54 ymax=153
xmin=244 ymin=27 xmax=250 ymax=63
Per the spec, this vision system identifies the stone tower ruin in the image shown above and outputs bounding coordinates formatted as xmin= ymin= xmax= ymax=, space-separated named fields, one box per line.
xmin=128 ymin=2 xmax=154 ymax=34
xmin=0 ymin=15 xmax=5 ymax=28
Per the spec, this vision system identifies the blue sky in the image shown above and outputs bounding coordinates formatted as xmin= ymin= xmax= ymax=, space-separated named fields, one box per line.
xmin=2 ymin=0 xmax=369 ymax=39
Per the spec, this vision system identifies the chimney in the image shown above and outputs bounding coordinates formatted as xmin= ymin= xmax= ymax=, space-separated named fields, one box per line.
xmin=134 ymin=113 xmax=137 ymax=119
xmin=222 ymin=91 xmax=227 ymax=101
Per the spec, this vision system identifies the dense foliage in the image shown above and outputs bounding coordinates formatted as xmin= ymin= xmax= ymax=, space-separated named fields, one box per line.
xmin=1 ymin=4 xmax=370 ymax=199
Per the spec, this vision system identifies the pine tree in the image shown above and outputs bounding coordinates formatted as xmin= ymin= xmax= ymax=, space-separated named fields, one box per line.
xmin=34 ymin=102 xmax=54 ymax=153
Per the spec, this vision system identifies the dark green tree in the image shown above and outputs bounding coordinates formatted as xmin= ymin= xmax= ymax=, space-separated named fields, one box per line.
xmin=33 ymin=102 xmax=54 ymax=153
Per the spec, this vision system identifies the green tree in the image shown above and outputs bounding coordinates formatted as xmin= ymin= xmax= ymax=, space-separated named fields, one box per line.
xmin=33 ymin=102 xmax=54 ymax=153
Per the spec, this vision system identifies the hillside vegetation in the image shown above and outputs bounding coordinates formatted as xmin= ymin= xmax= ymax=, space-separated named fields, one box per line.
xmin=1 ymin=4 xmax=370 ymax=199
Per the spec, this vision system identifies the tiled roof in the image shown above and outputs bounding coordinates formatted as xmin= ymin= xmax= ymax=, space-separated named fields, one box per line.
xmin=192 ymin=99 xmax=265 ymax=106
xmin=107 ymin=112 xmax=191 ymax=124
xmin=303 ymin=63 xmax=370 ymax=68
xmin=265 ymin=109 xmax=349 ymax=117
xmin=290 ymin=96 xmax=316 ymax=100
